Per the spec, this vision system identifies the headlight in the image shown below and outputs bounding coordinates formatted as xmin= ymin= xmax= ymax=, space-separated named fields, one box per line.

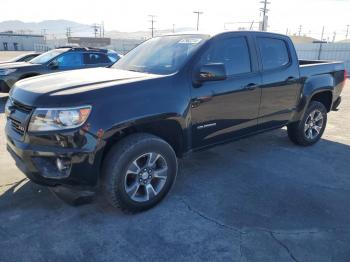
xmin=4 ymin=97 xmax=13 ymax=117
xmin=28 ymin=106 xmax=92 ymax=132
xmin=0 ymin=69 xmax=17 ymax=76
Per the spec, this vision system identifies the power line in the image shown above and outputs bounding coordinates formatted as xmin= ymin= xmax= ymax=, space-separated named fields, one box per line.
xmin=148 ymin=15 xmax=156 ymax=38
xmin=193 ymin=11 xmax=203 ymax=31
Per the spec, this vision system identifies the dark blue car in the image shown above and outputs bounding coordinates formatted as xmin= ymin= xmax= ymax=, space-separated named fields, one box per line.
xmin=0 ymin=47 xmax=121 ymax=92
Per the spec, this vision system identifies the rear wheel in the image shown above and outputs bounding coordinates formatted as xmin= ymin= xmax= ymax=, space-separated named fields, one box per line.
xmin=102 ymin=133 xmax=178 ymax=213
xmin=287 ymin=101 xmax=327 ymax=146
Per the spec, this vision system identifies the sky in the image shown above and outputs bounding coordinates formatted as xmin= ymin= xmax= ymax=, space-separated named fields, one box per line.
xmin=1 ymin=0 xmax=350 ymax=40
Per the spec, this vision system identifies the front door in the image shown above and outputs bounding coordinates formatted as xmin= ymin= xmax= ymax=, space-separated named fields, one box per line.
xmin=191 ymin=34 xmax=262 ymax=149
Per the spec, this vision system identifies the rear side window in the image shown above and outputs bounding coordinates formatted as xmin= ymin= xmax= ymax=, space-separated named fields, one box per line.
xmin=56 ymin=53 xmax=83 ymax=68
xmin=84 ymin=53 xmax=111 ymax=64
xmin=201 ymin=37 xmax=251 ymax=76
xmin=257 ymin=37 xmax=290 ymax=70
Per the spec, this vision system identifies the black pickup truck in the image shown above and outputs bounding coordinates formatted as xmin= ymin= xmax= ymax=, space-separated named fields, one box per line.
xmin=5 ymin=31 xmax=346 ymax=212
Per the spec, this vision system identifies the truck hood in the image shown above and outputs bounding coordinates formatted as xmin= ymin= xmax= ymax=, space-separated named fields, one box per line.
xmin=10 ymin=67 xmax=164 ymax=106
xmin=0 ymin=62 xmax=39 ymax=69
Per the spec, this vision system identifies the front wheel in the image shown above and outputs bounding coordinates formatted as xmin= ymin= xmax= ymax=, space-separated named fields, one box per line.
xmin=101 ymin=133 xmax=178 ymax=213
xmin=287 ymin=101 xmax=327 ymax=146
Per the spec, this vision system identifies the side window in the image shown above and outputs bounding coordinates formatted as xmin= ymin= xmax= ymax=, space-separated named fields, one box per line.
xmin=257 ymin=37 xmax=290 ymax=70
xmin=84 ymin=53 xmax=111 ymax=65
xmin=56 ymin=53 xmax=83 ymax=68
xmin=201 ymin=37 xmax=251 ymax=76
xmin=108 ymin=54 xmax=120 ymax=63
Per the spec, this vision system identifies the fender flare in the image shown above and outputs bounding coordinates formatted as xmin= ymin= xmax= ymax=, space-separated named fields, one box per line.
xmin=291 ymin=74 xmax=334 ymax=122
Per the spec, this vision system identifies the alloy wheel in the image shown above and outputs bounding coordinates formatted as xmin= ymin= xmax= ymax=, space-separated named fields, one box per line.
xmin=124 ymin=152 xmax=168 ymax=202
xmin=304 ymin=109 xmax=324 ymax=140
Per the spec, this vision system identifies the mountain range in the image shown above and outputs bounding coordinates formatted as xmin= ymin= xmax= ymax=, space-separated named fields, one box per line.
xmin=0 ymin=19 xmax=194 ymax=40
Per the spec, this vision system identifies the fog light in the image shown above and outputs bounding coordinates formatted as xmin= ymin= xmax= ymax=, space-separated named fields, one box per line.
xmin=56 ymin=158 xmax=71 ymax=172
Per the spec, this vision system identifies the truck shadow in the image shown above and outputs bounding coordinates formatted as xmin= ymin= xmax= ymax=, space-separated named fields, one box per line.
xmin=1 ymin=128 xmax=350 ymax=232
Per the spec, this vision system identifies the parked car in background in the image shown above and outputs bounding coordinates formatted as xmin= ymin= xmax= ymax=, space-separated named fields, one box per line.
xmin=5 ymin=31 xmax=346 ymax=213
xmin=0 ymin=52 xmax=41 ymax=64
xmin=0 ymin=47 xmax=118 ymax=92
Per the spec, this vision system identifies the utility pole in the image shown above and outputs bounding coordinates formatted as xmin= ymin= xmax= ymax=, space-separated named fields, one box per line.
xmin=172 ymin=24 xmax=175 ymax=33
xmin=298 ymin=25 xmax=302 ymax=36
xmin=193 ymin=11 xmax=203 ymax=31
xmin=259 ymin=0 xmax=270 ymax=31
xmin=66 ymin=27 xmax=71 ymax=40
xmin=92 ymin=24 xmax=99 ymax=38
xmin=41 ymin=29 xmax=47 ymax=43
xmin=286 ymin=28 xmax=289 ymax=35
xmin=320 ymin=26 xmax=325 ymax=41
xmin=332 ymin=31 xmax=337 ymax=42
xmin=148 ymin=15 xmax=156 ymax=38
xmin=102 ymin=21 xmax=105 ymax=37
xmin=346 ymin=24 xmax=350 ymax=40
xmin=249 ymin=21 xmax=255 ymax=30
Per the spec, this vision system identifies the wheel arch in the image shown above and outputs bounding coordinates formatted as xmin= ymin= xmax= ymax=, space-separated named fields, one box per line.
xmin=291 ymin=74 xmax=334 ymax=122
xmin=101 ymin=117 xmax=187 ymax=169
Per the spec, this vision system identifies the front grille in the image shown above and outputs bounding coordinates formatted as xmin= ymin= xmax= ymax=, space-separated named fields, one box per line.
xmin=12 ymin=99 xmax=33 ymax=113
xmin=7 ymin=98 xmax=33 ymax=136
xmin=9 ymin=117 xmax=25 ymax=135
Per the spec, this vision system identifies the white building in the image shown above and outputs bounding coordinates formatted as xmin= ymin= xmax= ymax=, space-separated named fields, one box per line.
xmin=0 ymin=32 xmax=45 ymax=51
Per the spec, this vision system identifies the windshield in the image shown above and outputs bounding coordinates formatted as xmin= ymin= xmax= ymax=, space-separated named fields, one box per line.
xmin=113 ymin=35 xmax=209 ymax=75
xmin=30 ymin=49 xmax=67 ymax=64
xmin=8 ymin=54 xmax=27 ymax=62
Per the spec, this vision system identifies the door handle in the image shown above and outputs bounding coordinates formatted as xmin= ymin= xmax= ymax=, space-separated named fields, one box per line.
xmin=192 ymin=99 xmax=201 ymax=108
xmin=244 ymin=83 xmax=259 ymax=90
xmin=191 ymin=96 xmax=213 ymax=108
xmin=286 ymin=76 xmax=297 ymax=83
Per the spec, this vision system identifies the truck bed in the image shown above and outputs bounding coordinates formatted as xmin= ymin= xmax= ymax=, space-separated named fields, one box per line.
xmin=299 ymin=60 xmax=345 ymax=78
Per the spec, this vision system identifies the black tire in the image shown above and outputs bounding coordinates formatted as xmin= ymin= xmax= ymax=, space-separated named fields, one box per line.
xmin=101 ymin=133 xmax=178 ymax=213
xmin=287 ymin=101 xmax=327 ymax=146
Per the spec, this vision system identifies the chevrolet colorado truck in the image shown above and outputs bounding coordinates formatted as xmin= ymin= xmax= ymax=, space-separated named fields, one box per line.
xmin=5 ymin=31 xmax=346 ymax=213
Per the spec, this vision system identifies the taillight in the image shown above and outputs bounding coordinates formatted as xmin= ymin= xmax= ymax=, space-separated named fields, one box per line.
xmin=342 ymin=69 xmax=347 ymax=88
xmin=344 ymin=69 xmax=347 ymax=83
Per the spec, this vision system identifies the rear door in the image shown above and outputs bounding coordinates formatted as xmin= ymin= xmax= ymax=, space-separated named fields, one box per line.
xmin=255 ymin=36 xmax=300 ymax=129
xmin=55 ymin=52 xmax=84 ymax=71
xmin=191 ymin=33 xmax=262 ymax=149
xmin=83 ymin=53 xmax=112 ymax=68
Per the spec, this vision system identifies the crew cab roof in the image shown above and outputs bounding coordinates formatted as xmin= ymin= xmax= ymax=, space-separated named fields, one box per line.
xmin=56 ymin=46 xmax=108 ymax=53
xmin=162 ymin=30 xmax=288 ymax=39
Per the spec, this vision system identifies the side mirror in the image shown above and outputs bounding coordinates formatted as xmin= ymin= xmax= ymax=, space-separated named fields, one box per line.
xmin=48 ymin=60 xmax=59 ymax=69
xmin=196 ymin=63 xmax=227 ymax=82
